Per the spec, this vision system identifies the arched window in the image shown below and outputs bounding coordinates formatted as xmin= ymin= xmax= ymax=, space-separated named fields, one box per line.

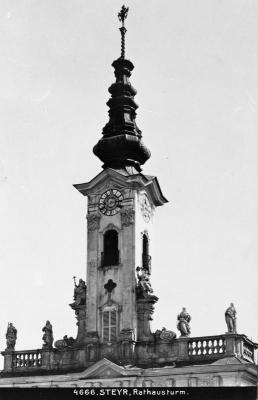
xmin=142 ymin=233 xmax=149 ymax=259
xmin=102 ymin=306 xmax=117 ymax=343
xmin=142 ymin=233 xmax=151 ymax=273
xmin=102 ymin=230 xmax=119 ymax=266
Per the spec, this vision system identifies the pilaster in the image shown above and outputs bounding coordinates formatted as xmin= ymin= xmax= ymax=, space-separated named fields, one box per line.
xmin=86 ymin=212 xmax=100 ymax=334
xmin=120 ymin=208 xmax=135 ymax=333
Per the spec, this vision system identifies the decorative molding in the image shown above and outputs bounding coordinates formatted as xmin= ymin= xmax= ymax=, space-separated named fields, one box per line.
xmin=100 ymin=223 xmax=120 ymax=234
xmin=89 ymin=260 xmax=97 ymax=270
xmin=119 ymin=329 xmax=135 ymax=341
xmin=154 ymin=327 xmax=176 ymax=342
xmin=99 ymin=302 xmax=122 ymax=313
xmin=98 ymin=265 xmax=120 ymax=273
xmin=87 ymin=213 xmax=101 ymax=231
xmin=121 ymin=208 xmax=135 ymax=227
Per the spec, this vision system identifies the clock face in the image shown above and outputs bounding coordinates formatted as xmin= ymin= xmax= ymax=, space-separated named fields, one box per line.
xmin=140 ymin=193 xmax=151 ymax=223
xmin=98 ymin=189 xmax=123 ymax=216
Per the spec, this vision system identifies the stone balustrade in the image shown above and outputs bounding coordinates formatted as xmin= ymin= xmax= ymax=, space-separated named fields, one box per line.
xmin=14 ymin=350 xmax=42 ymax=368
xmin=1 ymin=334 xmax=257 ymax=376
xmin=188 ymin=336 xmax=226 ymax=358
xmin=187 ymin=334 xmax=257 ymax=363
xmin=1 ymin=349 xmax=43 ymax=374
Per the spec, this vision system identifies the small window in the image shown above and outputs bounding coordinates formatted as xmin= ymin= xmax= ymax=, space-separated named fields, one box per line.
xmin=102 ymin=307 xmax=117 ymax=342
xmin=143 ymin=234 xmax=149 ymax=258
xmin=142 ymin=233 xmax=151 ymax=273
xmin=102 ymin=230 xmax=119 ymax=266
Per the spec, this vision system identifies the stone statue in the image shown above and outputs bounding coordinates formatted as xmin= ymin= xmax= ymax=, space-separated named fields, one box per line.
xmin=155 ymin=327 xmax=176 ymax=341
xmin=136 ymin=267 xmax=153 ymax=294
xmin=54 ymin=335 xmax=75 ymax=349
xmin=160 ymin=327 xmax=176 ymax=341
xmin=5 ymin=322 xmax=17 ymax=351
xmin=42 ymin=320 xmax=54 ymax=349
xmin=177 ymin=307 xmax=191 ymax=337
xmin=73 ymin=277 xmax=86 ymax=306
xmin=225 ymin=303 xmax=237 ymax=333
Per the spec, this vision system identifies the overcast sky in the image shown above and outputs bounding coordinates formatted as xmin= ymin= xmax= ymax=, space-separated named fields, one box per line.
xmin=0 ymin=0 xmax=257 ymax=369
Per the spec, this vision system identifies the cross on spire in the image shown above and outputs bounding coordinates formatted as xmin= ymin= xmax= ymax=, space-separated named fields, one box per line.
xmin=118 ymin=5 xmax=129 ymax=58
xmin=118 ymin=5 xmax=129 ymax=26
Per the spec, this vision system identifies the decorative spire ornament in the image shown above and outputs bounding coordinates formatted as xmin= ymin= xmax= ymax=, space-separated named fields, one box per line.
xmin=93 ymin=7 xmax=151 ymax=173
xmin=118 ymin=5 xmax=129 ymax=58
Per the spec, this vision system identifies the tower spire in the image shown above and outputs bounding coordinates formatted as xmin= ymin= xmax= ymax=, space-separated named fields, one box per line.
xmin=93 ymin=6 xmax=151 ymax=173
xmin=118 ymin=5 xmax=129 ymax=58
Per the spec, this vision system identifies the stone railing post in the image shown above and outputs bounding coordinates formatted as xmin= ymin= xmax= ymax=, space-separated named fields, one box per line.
xmin=1 ymin=351 xmax=14 ymax=373
xmin=41 ymin=349 xmax=55 ymax=370
xmin=177 ymin=337 xmax=190 ymax=360
xmin=225 ymin=333 xmax=258 ymax=362
xmin=224 ymin=333 xmax=236 ymax=356
xmin=234 ymin=335 xmax=243 ymax=357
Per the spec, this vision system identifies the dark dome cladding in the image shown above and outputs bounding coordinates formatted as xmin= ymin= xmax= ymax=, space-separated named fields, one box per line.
xmin=93 ymin=6 xmax=151 ymax=172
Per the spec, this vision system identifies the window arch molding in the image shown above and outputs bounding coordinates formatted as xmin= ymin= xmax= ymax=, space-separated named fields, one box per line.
xmin=99 ymin=223 xmax=121 ymax=244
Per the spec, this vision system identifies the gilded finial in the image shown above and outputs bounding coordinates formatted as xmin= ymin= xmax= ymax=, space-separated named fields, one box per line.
xmin=118 ymin=5 xmax=129 ymax=58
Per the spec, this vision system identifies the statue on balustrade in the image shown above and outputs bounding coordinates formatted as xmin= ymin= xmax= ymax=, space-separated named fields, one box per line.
xmin=177 ymin=307 xmax=191 ymax=337
xmin=225 ymin=303 xmax=237 ymax=333
xmin=72 ymin=277 xmax=87 ymax=306
xmin=42 ymin=320 xmax=54 ymax=349
xmin=5 ymin=322 xmax=17 ymax=351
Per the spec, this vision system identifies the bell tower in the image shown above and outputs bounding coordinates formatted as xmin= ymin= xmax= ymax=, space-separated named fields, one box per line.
xmin=74 ymin=6 xmax=167 ymax=354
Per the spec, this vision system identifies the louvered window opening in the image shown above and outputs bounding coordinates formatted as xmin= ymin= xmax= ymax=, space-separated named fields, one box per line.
xmin=103 ymin=310 xmax=117 ymax=342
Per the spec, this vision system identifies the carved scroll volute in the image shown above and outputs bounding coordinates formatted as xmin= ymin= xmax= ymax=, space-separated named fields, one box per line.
xmin=87 ymin=213 xmax=101 ymax=232
xmin=121 ymin=208 xmax=135 ymax=227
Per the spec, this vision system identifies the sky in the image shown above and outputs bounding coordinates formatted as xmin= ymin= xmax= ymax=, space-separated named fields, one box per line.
xmin=0 ymin=0 xmax=257 ymax=369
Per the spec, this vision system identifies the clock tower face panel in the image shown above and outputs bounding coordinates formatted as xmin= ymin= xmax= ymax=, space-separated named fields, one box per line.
xmin=98 ymin=189 xmax=124 ymax=216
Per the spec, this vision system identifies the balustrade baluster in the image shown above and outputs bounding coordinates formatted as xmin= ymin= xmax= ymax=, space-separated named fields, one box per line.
xmin=188 ymin=336 xmax=226 ymax=358
xmin=214 ymin=339 xmax=218 ymax=354
xmin=12 ymin=350 xmax=42 ymax=369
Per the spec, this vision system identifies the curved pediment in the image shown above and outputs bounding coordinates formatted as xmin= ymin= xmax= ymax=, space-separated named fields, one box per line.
xmin=74 ymin=168 xmax=168 ymax=207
